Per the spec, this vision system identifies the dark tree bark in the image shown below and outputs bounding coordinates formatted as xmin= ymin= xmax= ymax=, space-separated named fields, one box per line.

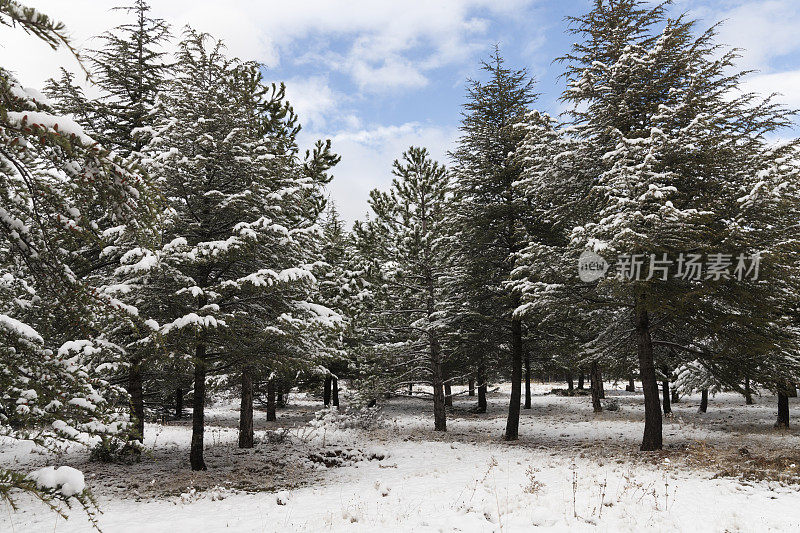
xmin=504 ymin=318 xmax=523 ymax=440
xmin=744 ymin=378 xmax=754 ymax=405
xmin=276 ymin=380 xmax=287 ymax=408
xmin=590 ymin=361 xmax=602 ymax=413
xmin=332 ymin=377 xmax=339 ymax=407
xmin=444 ymin=381 xmax=453 ymax=408
xmin=266 ymin=377 xmax=276 ymax=422
xmin=661 ymin=380 xmax=672 ymax=415
xmin=238 ymin=367 xmax=254 ymax=449
xmin=432 ymin=357 xmax=447 ymax=430
xmin=190 ymin=342 xmax=207 ymax=470
xmin=636 ymin=294 xmax=662 ymax=451
xmin=698 ymin=389 xmax=708 ymax=413
xmin=175 ymin=387 xmax=183 ymax=420
xmin=408 ymin=383 xmax=413 ymax=396
xmin=788 ymin=384 xmax=798 ymax=398
xmin=775 ymin=391 xmax=790 ymax=428
xmin=323 ymin=375 xmax=332 ymax=407
xmin=477 ymin=362 xmax=487 ymax=413
xmin=626 ymin=376 xmax=636 ymax=392
xmin=597 ymin=366 xmax=605 ymax=399
xmin=577 ymin=372 xmax=585 ymax=390
xmin=468 ymin=378 xmax=475 ymax=397
xmin=127 ymin=355 xmax=144 ymax=444
xmin=671 ymin=389 xmax=680 ymax=403
xmin=524 ymin=352 xmax=531 ymax=409
xmin=566 ymin=371 xmax=574 ymax=392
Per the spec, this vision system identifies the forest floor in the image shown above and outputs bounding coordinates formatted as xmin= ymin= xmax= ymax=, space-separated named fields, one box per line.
xmin=2 ymin=382 xmax=800 ymax=532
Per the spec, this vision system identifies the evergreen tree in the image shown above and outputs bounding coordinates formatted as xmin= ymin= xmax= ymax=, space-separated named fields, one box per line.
xmin=360 ymin=147 xmax=451 ymax=430
xmin=449 ymin=49 xmax=537 ymax=439
xmin=0 ymin=0 xmax=155 ymax=518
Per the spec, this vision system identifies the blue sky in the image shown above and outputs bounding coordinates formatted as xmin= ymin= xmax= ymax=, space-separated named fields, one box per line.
xmin=2 ymin=0 xmax=799 ymax=224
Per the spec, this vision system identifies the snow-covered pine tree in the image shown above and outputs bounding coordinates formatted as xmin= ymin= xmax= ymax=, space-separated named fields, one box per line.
xmin=449 ymin=49 xmax=537 ymax=439
xmin=44 ymin=0 xmax=173 ymax=446
xmin=0 ymin=0 xmax=156 ymax=519
xmin=360 ymin=147 xmax=451 ymax=430
xmin=560 ymin=0 xmax=800 ymax=448
xmin=139 ymin=31 xmax=339 ymax=465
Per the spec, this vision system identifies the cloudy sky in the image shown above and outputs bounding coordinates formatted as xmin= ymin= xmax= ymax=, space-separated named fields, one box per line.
xmin=1 ymin=0 xmax=799 ymax=224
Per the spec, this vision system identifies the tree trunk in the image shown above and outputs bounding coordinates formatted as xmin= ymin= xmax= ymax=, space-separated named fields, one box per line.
xmin=788 ymin=384 xmax=798 ymax=398
xmin=524 ymin=352 xmax=531 ymax=409
xmin=468 ymin=378 xmax=475 ymax=397
xmin=504 ymin=318 xmax=523 ymax=440
xmin=566 ymin=371 xmax=574 ymax=392
xmin=432 ymin=353 xmax=447 ymax=431
xmin=775 ymin=391 xmax=790 ymax=428
xmin=190 ymin=342 xmax=207 ymax=470
xmin=266 ymin=377 xmax=276 ymax=422
xmin=577 ymin=372 xmax=585 ymax=390
xmin=323 ymin=375 xmax=332 ymax=407
xmin=408 ymin=383 xmax=413 ymax=396
xmin=671 ymin=389 xmax=680 ymax=403
xmin=238 ymin=367 xmax=254 ymax=449
xmin=661 ymin=380 xmax=671 ymax=415
xmin=597 ymin=366 xmax=605 ymax=399
xmin=175 ymin=387 xmax=183 ymax=420
xmin=636 ymin=294 xmax=662 ymax=451
xmin=626 ymin=376 xmax=635 ymax=392
xmin=127 ymin=356 xmax=144 ymax=444
xmin=590 ymin=361 xmax=602 ymax=413
xmin=444 ymin=381 xmax=453 ymax=408
xmin=698 ymin=389 xmax=708 ymax=413
xmin=332 ymin=377 xmax=339 ymax=407
xmin=744 ymin=378 xmax=754 ymax=405
xmin=276 ymin=380 xmax=287 ymax=408
xmin=477 ymin=361 xmax=487 ymax=413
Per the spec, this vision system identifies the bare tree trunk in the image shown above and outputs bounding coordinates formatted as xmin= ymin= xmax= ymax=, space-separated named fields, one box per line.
xmin=597 ymin=366 xmax=605 ymax=399
xmin=128 ymin=355 xmax=144 ymax=445
xmin=577 ymin=372 xmax=585 ymax=390
xmin=175 ymin=387 xmax=183 ymax=420
xmin=524 ymin=352 xmax=531 ymax=409
xmin=636 ymin=294 xmax=662 ymax=451
xmin=332 ymin=377 xmax=339 ymax=407
xmin=590 ymin=361 xmax=602 ymax=413
xmin=238 ymin=367 xmax=254 ymax=449
xmin=504 ymin=318 xmax=523 ymax=440
xmin=566 ymin=371 xmax=574 ymax=392
xmin=477 ymin=362 xmax=487 ymax=413
xmin=468 ymin=378 xmax=475 ymax=397
xmin=698 ymin=389 xmax=708 ymax=413
xmin=444 ymin=380 xmax=453 ymax=408
xmin=775 ymin=391 xmax=790 ymax=428
xmin=408 ymin=383 xmax=413 ymax=396
xmin=323 ymin=374 xmax=332 ymax=407
xmin=661 ymin=380 xmax=672 ymax=415
xmin=276 ymin=380 xmax=287 ymax=408
xmin=671 ymin=389 xmax=680 ymax=403
xmin=626 ymin=376 xmax=635 ymax=392
xmin=266 ymin=377 xmax=276 ymax=422
xmin=190 ymin=342 xmax=207 ymax=470
xmin=744 ymin=377 xmax=754 ymax=405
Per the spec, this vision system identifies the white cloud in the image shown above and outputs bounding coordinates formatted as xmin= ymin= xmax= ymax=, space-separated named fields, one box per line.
xmin=741 ymin=70 xmax=800 ymax=110
xmin=303 ymin=122 xmax=459 ymax=225
xmin=0 ymin=0 xmax=536 ymax=92
xmin=694 ymin=0 xmax=800 ymax=73
xmin=282 ymin=76 xmax=339 ymax=129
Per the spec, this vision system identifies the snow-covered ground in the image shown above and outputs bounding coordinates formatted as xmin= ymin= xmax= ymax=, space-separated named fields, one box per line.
xmin=3 ymin=383 xmax=800 ymax=532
